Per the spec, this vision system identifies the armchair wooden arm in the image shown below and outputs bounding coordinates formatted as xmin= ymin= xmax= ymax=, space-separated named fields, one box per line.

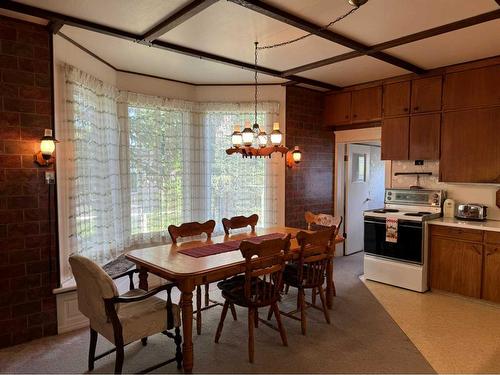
xmin=105 ymin=282 xmax=177 ymax=331
xmin=111 ymin=268 xmax=139 ymax=290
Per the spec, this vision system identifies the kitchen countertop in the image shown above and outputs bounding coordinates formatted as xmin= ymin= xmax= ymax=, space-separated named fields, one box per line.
xmin=428 ymin=217 xmax=500 ymax=232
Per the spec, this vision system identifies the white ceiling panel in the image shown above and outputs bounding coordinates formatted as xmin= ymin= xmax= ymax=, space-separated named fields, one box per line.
xmin=265 ymin=0 xmax=498 ymax=45
xmin=159 ymin=0 xmax=353 ymax=71
xmin=386 ymin=20 xmax=500 ymax=69
xmin=62 ymin=26 xmax=286 ymax=85
xmin=298 ymin=56 xmax=408 ymax=87
xmin=14 ymin=0 xmax=189 ymax=34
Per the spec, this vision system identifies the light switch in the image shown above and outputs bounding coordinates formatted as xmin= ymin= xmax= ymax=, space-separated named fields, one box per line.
xmin=45 ymin=171 xmax=55 ymax=184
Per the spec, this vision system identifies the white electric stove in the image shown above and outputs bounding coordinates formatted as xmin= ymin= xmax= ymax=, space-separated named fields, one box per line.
xmin=363 ymin=189 xmax=445 ymax=292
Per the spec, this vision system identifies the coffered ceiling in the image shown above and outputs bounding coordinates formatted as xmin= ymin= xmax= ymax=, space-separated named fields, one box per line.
xmin=1 ymin=0 xmax=499 ymax=89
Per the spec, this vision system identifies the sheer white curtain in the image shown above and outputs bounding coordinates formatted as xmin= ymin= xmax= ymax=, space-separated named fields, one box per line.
xmin=59 ymin=65 xmax=129 ymax=282
xmin=199 ymin=102 xmax=280 ymax=232
xmin=59 ymin=65 xmax=280 ymax=282
xmin=117 ymin=92 xmax=206 ymax=244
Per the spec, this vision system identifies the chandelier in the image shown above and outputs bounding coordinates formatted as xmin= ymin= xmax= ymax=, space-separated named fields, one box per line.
xmin=226 ymin=42 xmax=301 ymax=165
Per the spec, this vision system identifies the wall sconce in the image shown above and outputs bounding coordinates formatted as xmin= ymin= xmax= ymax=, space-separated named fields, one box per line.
xmin=34 ymin=129 xmax=58 ymax=167
xmin=286 ymin=146 xmax=302 ymax=168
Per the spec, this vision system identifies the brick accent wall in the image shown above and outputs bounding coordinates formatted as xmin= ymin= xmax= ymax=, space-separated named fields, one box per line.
xmin=285 ymin=86 xmax=334 ymax=228
xmin=0 ymin=16 xmax=57 ymax=348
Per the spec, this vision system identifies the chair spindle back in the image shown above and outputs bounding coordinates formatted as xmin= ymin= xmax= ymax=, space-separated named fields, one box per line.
xmin=239 ymin=234 xmax=291 ymax=307
xmin=295 ymin=228 xmax=336 ymax=289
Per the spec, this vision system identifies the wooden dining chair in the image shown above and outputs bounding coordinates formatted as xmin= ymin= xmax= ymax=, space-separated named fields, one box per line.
xmin=222 ymin=214 xmax=259 ymax=235
xmin=304 ymin=211 xmax=342 ymax=231
xmin=274 ymin=228 xmax=336 ymax=335
xmin=168 ymin=220 xmax=224 ymax=335
xmin=69 ymin=255 xmax=182 ymax=374
xmin=214 ymin=234 xmax=291 ymax=363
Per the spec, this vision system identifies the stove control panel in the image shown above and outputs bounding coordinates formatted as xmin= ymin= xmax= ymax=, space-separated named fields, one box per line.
xmin=384 ymin=189 xmax=445 ymax=207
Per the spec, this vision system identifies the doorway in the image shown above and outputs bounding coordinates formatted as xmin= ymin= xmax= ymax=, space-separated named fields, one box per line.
xmin=336 ymin=140 xmax=385 ymax=256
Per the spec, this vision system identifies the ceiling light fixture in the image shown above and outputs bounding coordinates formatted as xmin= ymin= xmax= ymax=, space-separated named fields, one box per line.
xmin=226 ymin=42 xmax=290 ymax=160
xmin=348 ymin=0 xmax=368 ymax=7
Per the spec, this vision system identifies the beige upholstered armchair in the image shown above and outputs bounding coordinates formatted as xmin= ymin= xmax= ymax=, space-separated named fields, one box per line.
xmin=69 ymin=255 xmax=182 ymax=374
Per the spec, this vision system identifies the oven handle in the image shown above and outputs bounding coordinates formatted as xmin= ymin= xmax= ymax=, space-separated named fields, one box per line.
xmin=364 ymin=219 xmax=423 ymax=229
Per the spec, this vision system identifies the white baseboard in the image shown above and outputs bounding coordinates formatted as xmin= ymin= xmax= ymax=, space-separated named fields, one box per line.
xmin=56 ymin=273 xmax=165 ymax=334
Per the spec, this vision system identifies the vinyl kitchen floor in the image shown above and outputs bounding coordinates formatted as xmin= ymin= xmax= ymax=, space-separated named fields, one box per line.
xmin=364 ymin=277 xmax=500 ymax=374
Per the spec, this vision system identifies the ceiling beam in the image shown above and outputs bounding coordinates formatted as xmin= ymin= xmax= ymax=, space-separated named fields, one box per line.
xmin=227 ymin=0 xmax=425 ymax=74
xmin=47 ymin=20 xmax=64 ymax=34
xmin=141 ymin=0 xmax=219 ymax=43
xmin=0 ymin=0 xmax=337 ymax=90
xmin=282 ymin=8 xmax=500 ymax=76
xmin=150 ymin=40 xmax=339 ymax=90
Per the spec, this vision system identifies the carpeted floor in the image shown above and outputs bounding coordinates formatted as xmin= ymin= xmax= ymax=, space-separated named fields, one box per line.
xmin=0 ymin=253 xmax=435 ymax=374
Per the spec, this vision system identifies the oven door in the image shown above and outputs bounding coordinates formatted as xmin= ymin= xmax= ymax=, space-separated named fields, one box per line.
xmin=364 ymin=216 xmax=423 ymax=264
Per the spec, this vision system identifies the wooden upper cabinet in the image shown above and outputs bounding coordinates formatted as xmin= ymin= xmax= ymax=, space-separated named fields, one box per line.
xmin=443 ymin=65 xmax=500 ymax=110
xmin=324 ymin=92 xmax=351 ymax=126
xmin=383 ymin=81 xmax=411 ymax=117
xmin=381 ymin=116 xmax=409 ymax=160
xmin=411 ymin=76 xmax=442 ymax=113
xmin=351 ymin=86 xmax=382 ymax=123
xmin=440 ymin=107 xmax=500 ymax=183
xmin=409 ymin=113 xmax=440 ymax=160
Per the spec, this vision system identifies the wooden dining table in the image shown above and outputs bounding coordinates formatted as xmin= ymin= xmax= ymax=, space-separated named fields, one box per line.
xmin=125 ymin=226 xmax=344 ymax=373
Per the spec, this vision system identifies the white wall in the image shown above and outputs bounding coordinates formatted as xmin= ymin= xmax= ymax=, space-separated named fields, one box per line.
xmin=391 ymin=160 xmax=500 ymax=221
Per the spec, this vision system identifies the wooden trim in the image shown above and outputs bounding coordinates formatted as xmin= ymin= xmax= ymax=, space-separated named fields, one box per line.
xmin=282 ymin=9 xmax=500 ymax=76
xmin=47 ymin=20 xmax=64 ymax=34
xmin=0 ymin=0 xmax=338 ymax=90
xmin=141 ymin=0 xmax=219 ymax=42
xmin=228 ymin=0 xmax=424 ymax=74
xmin=328 ymin=122 xmax=381 ymax=131
xmin=58 ymin=32 xmax=303 ymax=89
xmin=116 ymin=69 xmax=196 ymax=86
xmin=57 ymin=32 xmax=117 ymax=70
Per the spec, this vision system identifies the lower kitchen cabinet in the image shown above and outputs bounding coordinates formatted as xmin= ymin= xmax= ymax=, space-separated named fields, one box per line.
xmin=483 ymin=245 xmax=500 ymax=303
xmin=430 ymin=225 xmax=500 ymax=303
xmin=430 ymin=235 xmax=482 ymax=298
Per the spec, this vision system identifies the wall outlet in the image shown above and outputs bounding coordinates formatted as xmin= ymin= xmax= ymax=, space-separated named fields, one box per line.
xmin=45 ymin=171 xmax=55 ymax=184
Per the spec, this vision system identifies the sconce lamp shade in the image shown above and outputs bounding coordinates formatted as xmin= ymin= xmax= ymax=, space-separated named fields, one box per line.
xmin=270 ymin=122 xmax=282 ymax=146
xmin=292 ymin=146 xmax=302 ymax=163
xmin=34 ymin=129 xmax=58 ymax=166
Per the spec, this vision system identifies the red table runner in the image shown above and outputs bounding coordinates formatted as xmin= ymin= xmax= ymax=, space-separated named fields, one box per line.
xmin=177 ymin=233 xmax=292 ymax=258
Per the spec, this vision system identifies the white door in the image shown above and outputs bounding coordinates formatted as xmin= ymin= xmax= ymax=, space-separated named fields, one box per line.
xmin=345 ymin=144 xmax=373 ymax=255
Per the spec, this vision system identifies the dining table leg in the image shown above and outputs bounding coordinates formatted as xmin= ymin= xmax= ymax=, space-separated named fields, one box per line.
xmin=326 ymin=260 xmax=334 ymax=309
xmin=138 ymin=268 xmax=148 ymax=290
xmin=180 ymin=280 xmax=195 ymax=373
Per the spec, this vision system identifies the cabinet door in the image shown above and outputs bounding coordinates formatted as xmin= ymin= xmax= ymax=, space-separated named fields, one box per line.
xmin=409 ymin=113 xmax=440 ymax=160
xmin=351 ymin=86 xmax=382 ymax=123
xmin=411 ymin=76 xmax=442 ymax=113
xmin=483 ymin=245 xmax=500 ymax=303
xmin=440 ymin=107 xmax=500 ymax=183
xmin=381 ymin=117 xmax=409 ymax=160
xmin=324 ymin=92 xmax=351 ymax=126
xmin=430 ymin=236 xmax=482 ymax=298
xmin=443 ymin=65 xmax=500 ymax=110
xmin=383 ymin=81 xmax=411 ymax=117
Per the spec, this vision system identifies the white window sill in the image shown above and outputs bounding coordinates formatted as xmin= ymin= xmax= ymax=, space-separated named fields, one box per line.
xmin=53 ymin=278 xmax=77 ymax=295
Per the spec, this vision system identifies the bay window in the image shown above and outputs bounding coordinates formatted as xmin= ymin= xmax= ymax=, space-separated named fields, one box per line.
xmin=58 ymin=65 xmax=281 ymax=283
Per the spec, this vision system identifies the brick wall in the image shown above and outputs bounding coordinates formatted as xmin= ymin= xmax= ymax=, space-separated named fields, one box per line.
xmin=0 ymin=16 xmax=57 ymax=348
xmin=285 ymin=86 xmax=334 ymax=228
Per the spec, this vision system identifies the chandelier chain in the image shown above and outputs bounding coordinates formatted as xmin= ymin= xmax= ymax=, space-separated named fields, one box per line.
xmin=255 ymin=41 xmax=258 ymax=126
xmin=256 ymin=6 xmax=359 ymax=50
